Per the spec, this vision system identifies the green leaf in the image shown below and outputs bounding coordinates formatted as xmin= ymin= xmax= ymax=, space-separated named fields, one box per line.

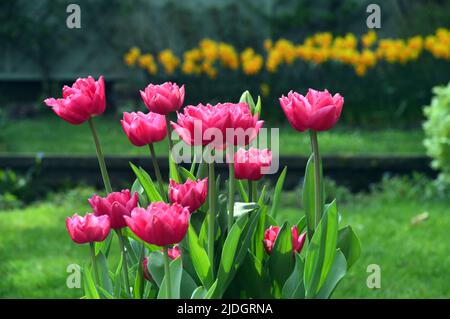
xmin=180 ymin=166 xmax=196 ymax=181
xmin=204 ymin=280 xmax=218 ymax=299
xmin=95 ymin=252 xmax=113 ymax=294
xmin=216 ymin=215 xmax=249 ymax=297
xmin=268 ymin=222 xmax=294 ymax=295
xmin=95 ymin=232 xmax=113 ymax=257
xmin=296 ymin=216 xmax=307 ymax=233
xmin=158 ymin=257 xmax=183 ymax=299
xmin=188 ymin=225 xmax=213 ymax=288
xmin=191 ymin=286 xmax=207 ymax=299
xmin=237 ymin=180 xmax=249 ymax=202
xmin=337 ymin=225 xmax=361 ymax=269
xmin=257 ymin=185 xmax=267 ymax=206
xmin=253 ymin=205 xmax=268 ymax=267
xmin=282 ymin=254 xmax=305 ymax=299
xmin=113 ymin=255 xmax=123 ymax=298
xmin=270 ymin=166 xmax=287 ymax=218
xmin=147 ymin=251 xmax=165 ymax=287
xmin=239 ymin=90 xmax=256 ymax=113
xmin=169 ymin=152 xmax=181 ymax=183
xmin=304 ymin=200 xmax=339 ymax=299
xmin=130 ymin=162 xmax=163 ymax=202
xmin=83 ymin=266 xmax=100 ymax=299
xmin=255 ymin=96 xmax=262 ymax=116
xmin=315 ymin=250 xmax=347 ymax=299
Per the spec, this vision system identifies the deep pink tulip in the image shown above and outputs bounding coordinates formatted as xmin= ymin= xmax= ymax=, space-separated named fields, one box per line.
xmin=121 ymin=111 xmax=167 ymax=146
xmin=234 ymin=148 xmax=272 ymax=181
xmin=66 ymin=213 xmax=111 ymax=244
xmin=279 ymin=89 xmax=344 ymax=132
xmin=142 ymin=245 xmax=181 ymax=281
xmin=140 ymin=82 xmax=185 ymax=115
xmin=125 ymin=202 xmax=190 ymax=247
xmin=44 ymin=76 xmax=106 ymax=125
xmin=168 ymin=178 xmax=208 ymax=213
xmin=171 ymin=103 xmax=231 ymax=147
xmin=263 ymin=225 xmax=307 ymax=254
xmin=223 ymin=102 xmax=264 ymax=146
xmin=291 ymin=225 xmax=307 ymax=253
xmin=88 ymin=190 xmax=139 ymax=229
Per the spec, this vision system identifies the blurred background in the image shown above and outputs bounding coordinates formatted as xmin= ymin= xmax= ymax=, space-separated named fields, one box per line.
xmin=0 ymin=0 xmax=449 ymax=299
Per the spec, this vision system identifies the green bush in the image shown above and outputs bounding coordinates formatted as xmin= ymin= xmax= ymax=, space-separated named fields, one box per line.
xmin=423 ymin=82 xmax=450 ymax=189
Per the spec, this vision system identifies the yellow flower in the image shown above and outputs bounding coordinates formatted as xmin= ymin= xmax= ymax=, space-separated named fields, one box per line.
xmin=124 ymin=47 xmax=141 ymax=67
xmin=138 ymin=54 xmax=158 ymax=75
xmin=158 ymin=49 xmax=180 ymax=75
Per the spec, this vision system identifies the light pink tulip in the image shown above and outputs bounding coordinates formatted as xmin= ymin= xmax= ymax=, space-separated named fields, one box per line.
xmin=66 ymin=213 xmax=111 ymax=244
xmin=44 ymin=76 xmax=106 ymax=125
xmin=140 ymin=82 xmax=185 ymax=115
xmin=121 ymin=111 xmax=167 ymax=146
xmin=169 ymin=178 xmax=208 ymax=213
xmin=279 ymin=89 xmax=344 ymax=132
xmin=234 ymin=148 xmax=272 ymax=181
xmin=223 ymin=102 xmax=264 ymax=146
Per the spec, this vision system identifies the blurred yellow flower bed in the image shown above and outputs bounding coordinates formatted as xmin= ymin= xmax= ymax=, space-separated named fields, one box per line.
xmin=124 ymin=28 xmax=450 ymax=79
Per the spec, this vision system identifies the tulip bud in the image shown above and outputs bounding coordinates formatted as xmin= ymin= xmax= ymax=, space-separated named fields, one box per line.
xmin=234 ymin=148 xmax=272 ymax=181
xmin=66 ymin=213 xmax=111 ymax=244
xmin=168 ymin=178 xmax=208 ymax=213
xmin=140 ymin=82 xmax=185 ymax=115
xmin=121 ymin=111 xmax=167 ymax=146
xmin=263 ymin=225 xmax=307 ymax=254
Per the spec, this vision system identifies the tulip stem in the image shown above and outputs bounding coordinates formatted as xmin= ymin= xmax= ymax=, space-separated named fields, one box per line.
xmin=227 ymin=148 xmax=236 ymax=232
xmin=208 ymin=162 xmax=216 ymax=275
xmin=137 ymin=242 xmax=145 ymax=299
xmin=309 ymin=130 xmax=323 ymax=228
xmin=163 ymin=246 xmax=172 ymax=299
xmin=89 ymin=242 xmax=100 ymax=286
xmin=88 ymin=118 xmax=112 ymax=194
xmin=115 ymin=229 xmax=131 ymax=297
xmin=165 ymin=116 xmax=174 ymax=153
xmin=149 ymin=143 xmax=167 ymax=201
xmin=248 ymin=180 xmax=255 ymax=202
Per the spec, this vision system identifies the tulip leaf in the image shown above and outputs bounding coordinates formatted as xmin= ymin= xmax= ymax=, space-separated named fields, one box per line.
xmin=315 ymin=249 xmax=347 ymax=299
xmin=237 ymin=180 xmax=249 ymax=202
xmin=147 ymin=251 xmax=165 ymax=287
xmin=169 ymin=152 xmax=182 ymax=183
xmin=113 ymin=255 xmax=123 ymax=298
xmin=252 ymin=204 xmax=268 ymax=268
xmin=180 ymin=166 xmax=196 ymax=181
xmin=282 ymin=253 xmax=305 ymax=299
xmin=337 ymin=225 xmax=361 ymax=269
xmin=130 ymin=162 xmax=163 ymax=202
xmin=239 ymin=90 xmax=256 ymax=112
xmin=157 ymin=257 xmax=183 ymax=299
xmin=270 ymin=166 xmax=287 ymax=218
xmin=83 ymin=266 xmax=100 ymax=299
xmin=205 ymin=280 xmax=218 ymax=299
xmin=180 ymin=270 xmax=198 ymax=299
xmin=95 ymin=252 xmax=113 ymax=294
xmin=191 ymin=286 xmax=207 ymax=299
xmin=304 ymin=200 xmax=338 ymax=299
xmin=233 ymin=202 xmax=258 ymax=218
xmin=296 ymin=216 xmax=307 ymax=233
xmin=268 ymin=222 xmax=294 ymax=296
xmin=188 ymin=225 xmax=213 ymax=288
xmin=302 ymin=154 xmax=324 ymax=240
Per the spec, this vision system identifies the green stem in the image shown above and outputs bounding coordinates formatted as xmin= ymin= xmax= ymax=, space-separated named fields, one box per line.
xmin=163 ymin=246 xmax=172 ymax=299
xmin=309 ymin=130 xmax=323 ymax=228
xmin=89 ymin=242 xmax=100 ymax=285
xmin=88 ymin=118 xmax=112 ymax=194
xmin=208 ymin=162 xmax=216 ymax=275
xmin=116 ymin=229 xmax=131 ymax=297
xmin=227 ymin=148 xmax=236 ymax=232
xmin=248 ymin=180 xmax=253 ymax=202
xmin=252 ymin=181 xmax=257 ymax=202
xmin=149 ymin=143 xmax=167 ymax=201
xmin=137 ymin=242 xmax=145 ymax=299
xmin=165 ymin=116 xmax=174 ymax=153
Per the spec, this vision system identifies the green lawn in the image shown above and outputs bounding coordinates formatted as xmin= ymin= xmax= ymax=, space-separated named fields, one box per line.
xmin=0 ymin=116 xmax=425 ymax=156
xmin=0 ymin=184 xmax=448 ymax=298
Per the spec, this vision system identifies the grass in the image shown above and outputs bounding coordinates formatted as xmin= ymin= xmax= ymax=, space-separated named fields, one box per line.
xmin=1 ymin=116 xmax=425 ymax=156
xmin=0 ymin=182 xmax=448 ymax=298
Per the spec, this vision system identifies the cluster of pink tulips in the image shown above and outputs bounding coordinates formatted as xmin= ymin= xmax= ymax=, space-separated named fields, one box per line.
xmin=44 ymin=75 xmax=360 ymax=299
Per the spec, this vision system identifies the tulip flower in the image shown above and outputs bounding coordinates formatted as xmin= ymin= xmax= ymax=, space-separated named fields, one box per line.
xmin=44 ymin=76 xmax=106 ymax=125
xmin=88 ymin=190 xmax=139 ymax=230
xmin=66 ymin=213 xmax=111 ymax=244
xmin=279 ymin=89 xmax=344 ymax=132
xmin=142 ymin=245 xmax=181 ymax=282
xmin=234 ymin=148 xmax=272 ymax=181
xmin=121 ymin=111 xmax=167 ymax=146
xmin=140 ymin=82 xmax=185 ymax=115
xmin=263 ymin=225 xmax=307 ymax=254
xmin=171 ymin=103 xmax=231 ymax=147
xmin=224 ymin=102 xmax=264 ymax=146
xmin=124 ymin=202 xmax=190 ymax=247
xmin=168 ymin=178 xmax=208 ymax=213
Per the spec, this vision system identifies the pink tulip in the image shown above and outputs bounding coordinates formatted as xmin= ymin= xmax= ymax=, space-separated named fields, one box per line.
xmin=140 ymin=82 xmax=185 ymax=115
xmin=279 ymin=89 xmax=344 ymax=132
xmin=88 ymin=190 xmax=139 ymax=229
xmin=125 ymin=202 xmax=190 ymax=247
xmin=121 ymin=111 xmax=167 ymax=146
xmin=263 ymin=225 xmax=307 ymax=254
xmin=169 ymin=178 xmax=208 ymax=213
xmin=44 ymin=76 xmax=106 ymax=125
xmin=66 ymin=213 xmax=111 ymax=244
xmin=223 ymin=102 xmax=264 ymax=146
xmin=142 ymin=245 xmax=181 ymax=281
xmin=291 ymin=225 xmax=307 ymax=253
xmin=234 ymin=148 xmax=272 ymax=181
xmin=171 ymin=103 xmax=231 ymax=146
